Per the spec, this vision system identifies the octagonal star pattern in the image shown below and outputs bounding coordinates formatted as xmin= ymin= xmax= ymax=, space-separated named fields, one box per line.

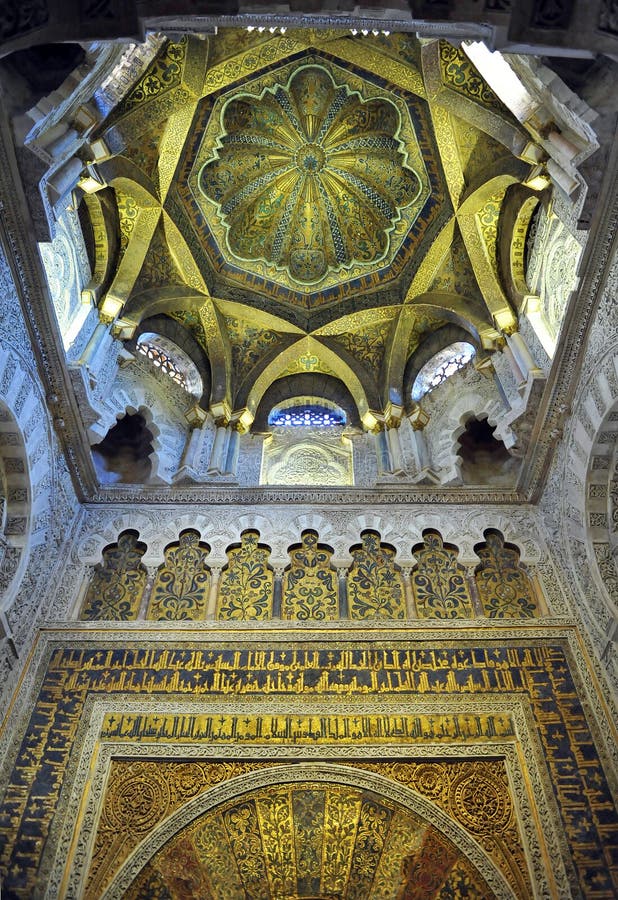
xmin=198 ymin=65 xmax=423 ymax=286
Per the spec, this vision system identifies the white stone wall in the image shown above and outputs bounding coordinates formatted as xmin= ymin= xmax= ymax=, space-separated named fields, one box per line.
xmin=540 ymin=247 xmax=618 ymax=696
xmin=0 ymin=243 xmax=81 ymax=710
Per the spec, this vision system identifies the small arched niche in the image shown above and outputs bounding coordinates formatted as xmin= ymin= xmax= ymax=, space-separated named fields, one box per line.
xmin=91 ymin=411 xmax=155 ymax=484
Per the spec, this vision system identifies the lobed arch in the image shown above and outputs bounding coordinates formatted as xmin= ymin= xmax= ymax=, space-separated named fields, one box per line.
xmin=90 ymin=403 xmax=168 ymax=485
xmin=434 ymin=396 xmax=516 ymax=485
xmin=75 ymin=520 xmax=542 ymax=579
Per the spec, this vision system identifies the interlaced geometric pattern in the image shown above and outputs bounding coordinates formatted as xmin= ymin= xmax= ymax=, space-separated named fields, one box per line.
xmin=137 ymin=341 xmax=187 ymax=388
xmin=412 ymin=342 xmax=476 ymax=401
xmin=269 ymin=405 xmax=346 ymax=427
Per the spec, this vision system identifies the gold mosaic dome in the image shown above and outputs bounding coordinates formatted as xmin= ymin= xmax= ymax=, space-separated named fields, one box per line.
xmin=198 ymin=65 xmax=423 ymax=285
xmin=84 ymin=30 xmax=539 ymax=425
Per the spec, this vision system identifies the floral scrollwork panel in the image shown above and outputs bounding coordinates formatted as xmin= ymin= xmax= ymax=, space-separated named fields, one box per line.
xmin=80 ymin=530 xmax=147 ymax=621
xmin=146 ymin=530 xmax=210 ymax=621
xmin=474 ymin=529 xmax=539 ymax=618
xmin=217 ymin=529 xmax=274 ymax=621
xmin=411 ymin=530 xmax=474 ymax=619
xmin=281 ymin=530 xmax=338 ymax=621
xmin=124 ymin=781 xmax=496 ymax=900
xmin=347 ymin=530 xmax=406 ymax=620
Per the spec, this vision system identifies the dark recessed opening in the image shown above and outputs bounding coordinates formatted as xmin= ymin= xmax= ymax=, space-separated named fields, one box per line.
xmin=91 ymin=413 xmax=154 ymax=484
xmin=6 ymin=44 xmax=86 ymax=101
xmin=457 ymin=417 xmax=515 ymax=485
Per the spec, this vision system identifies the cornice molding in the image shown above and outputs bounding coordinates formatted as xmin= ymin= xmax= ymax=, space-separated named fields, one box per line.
xmin=86 ymin=485 xmax=527 ymax=505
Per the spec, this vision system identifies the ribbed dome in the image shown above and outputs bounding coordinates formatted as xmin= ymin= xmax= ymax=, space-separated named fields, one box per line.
xmin=199 ymin=65 xmax=422 ymax=285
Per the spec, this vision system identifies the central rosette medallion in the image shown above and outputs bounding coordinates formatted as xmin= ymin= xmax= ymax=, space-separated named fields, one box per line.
xmin=295 ymin=143 xmax=326 ymax=174
xmin=199 ymin=65 xmax=422 ymax=285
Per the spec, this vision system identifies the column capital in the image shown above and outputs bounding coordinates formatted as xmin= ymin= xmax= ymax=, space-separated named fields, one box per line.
xmin=408 ymin=403 xmax=430 ymax=431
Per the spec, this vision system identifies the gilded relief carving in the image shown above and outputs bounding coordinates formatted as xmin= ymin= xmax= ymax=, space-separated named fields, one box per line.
xmin=216 ymin=529 xmax=274 ymax=621
xmin=181 ymin=47 xmax=448 ymax=310
xmin=2 ymin=640 xmax=617 ymax=897
xmin=347 ymin=529 xmax=406 ymax=619
xmin=146 ymin=529 xmax=210 ymax=621
xmin=330 ymin=318 xmax=393 ymax=375
xmin=438 ymin=42 xmax=503 ymax=111
xmin=411 ymin=530 xmax=474 ymax=619
xmin=360 ymin=760 xmax=528 ymax=898
xmin=89 ymin=759 xmax=528 ymax=899
xmin=474 ymin=528 xmax=540 ymax=617
xmin=224 ymin=316 xmax=283 ymax=382
xmin=107 ymin=38 xmax=187 ymax=121
xmin=123 ymin=781 xmax=495 ymax=900
xmin=282 ymin=529 xmax=338 ymax=620
xmin=79 ymin=529 xmax=146 ymax=620
xmin=261 ymin=433 xmax=354 ymax=487
xmin=87 ymin=761 xmax=273 ymax=898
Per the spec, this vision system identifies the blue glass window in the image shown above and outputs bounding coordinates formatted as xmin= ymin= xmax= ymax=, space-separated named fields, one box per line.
xmin=269 ymin=404 xmax=346 ymax=427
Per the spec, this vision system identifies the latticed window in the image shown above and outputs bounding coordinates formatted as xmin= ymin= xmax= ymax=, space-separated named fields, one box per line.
xmin=137 ymin=342 xmax=187 ymax=387
xmin=135 ymin=333 xmax=202 ymax=397
xmin=412 ymin=342 xmax=476 ymax=401
xmin=269 ymin=404 xmax=346 ymax=427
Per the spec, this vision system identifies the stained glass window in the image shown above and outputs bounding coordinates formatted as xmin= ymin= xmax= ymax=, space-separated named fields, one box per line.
xmin=412 ymin=342 xmax=476 ymax=401
xmin=269 ymin=404 xmax=346 ymax=427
